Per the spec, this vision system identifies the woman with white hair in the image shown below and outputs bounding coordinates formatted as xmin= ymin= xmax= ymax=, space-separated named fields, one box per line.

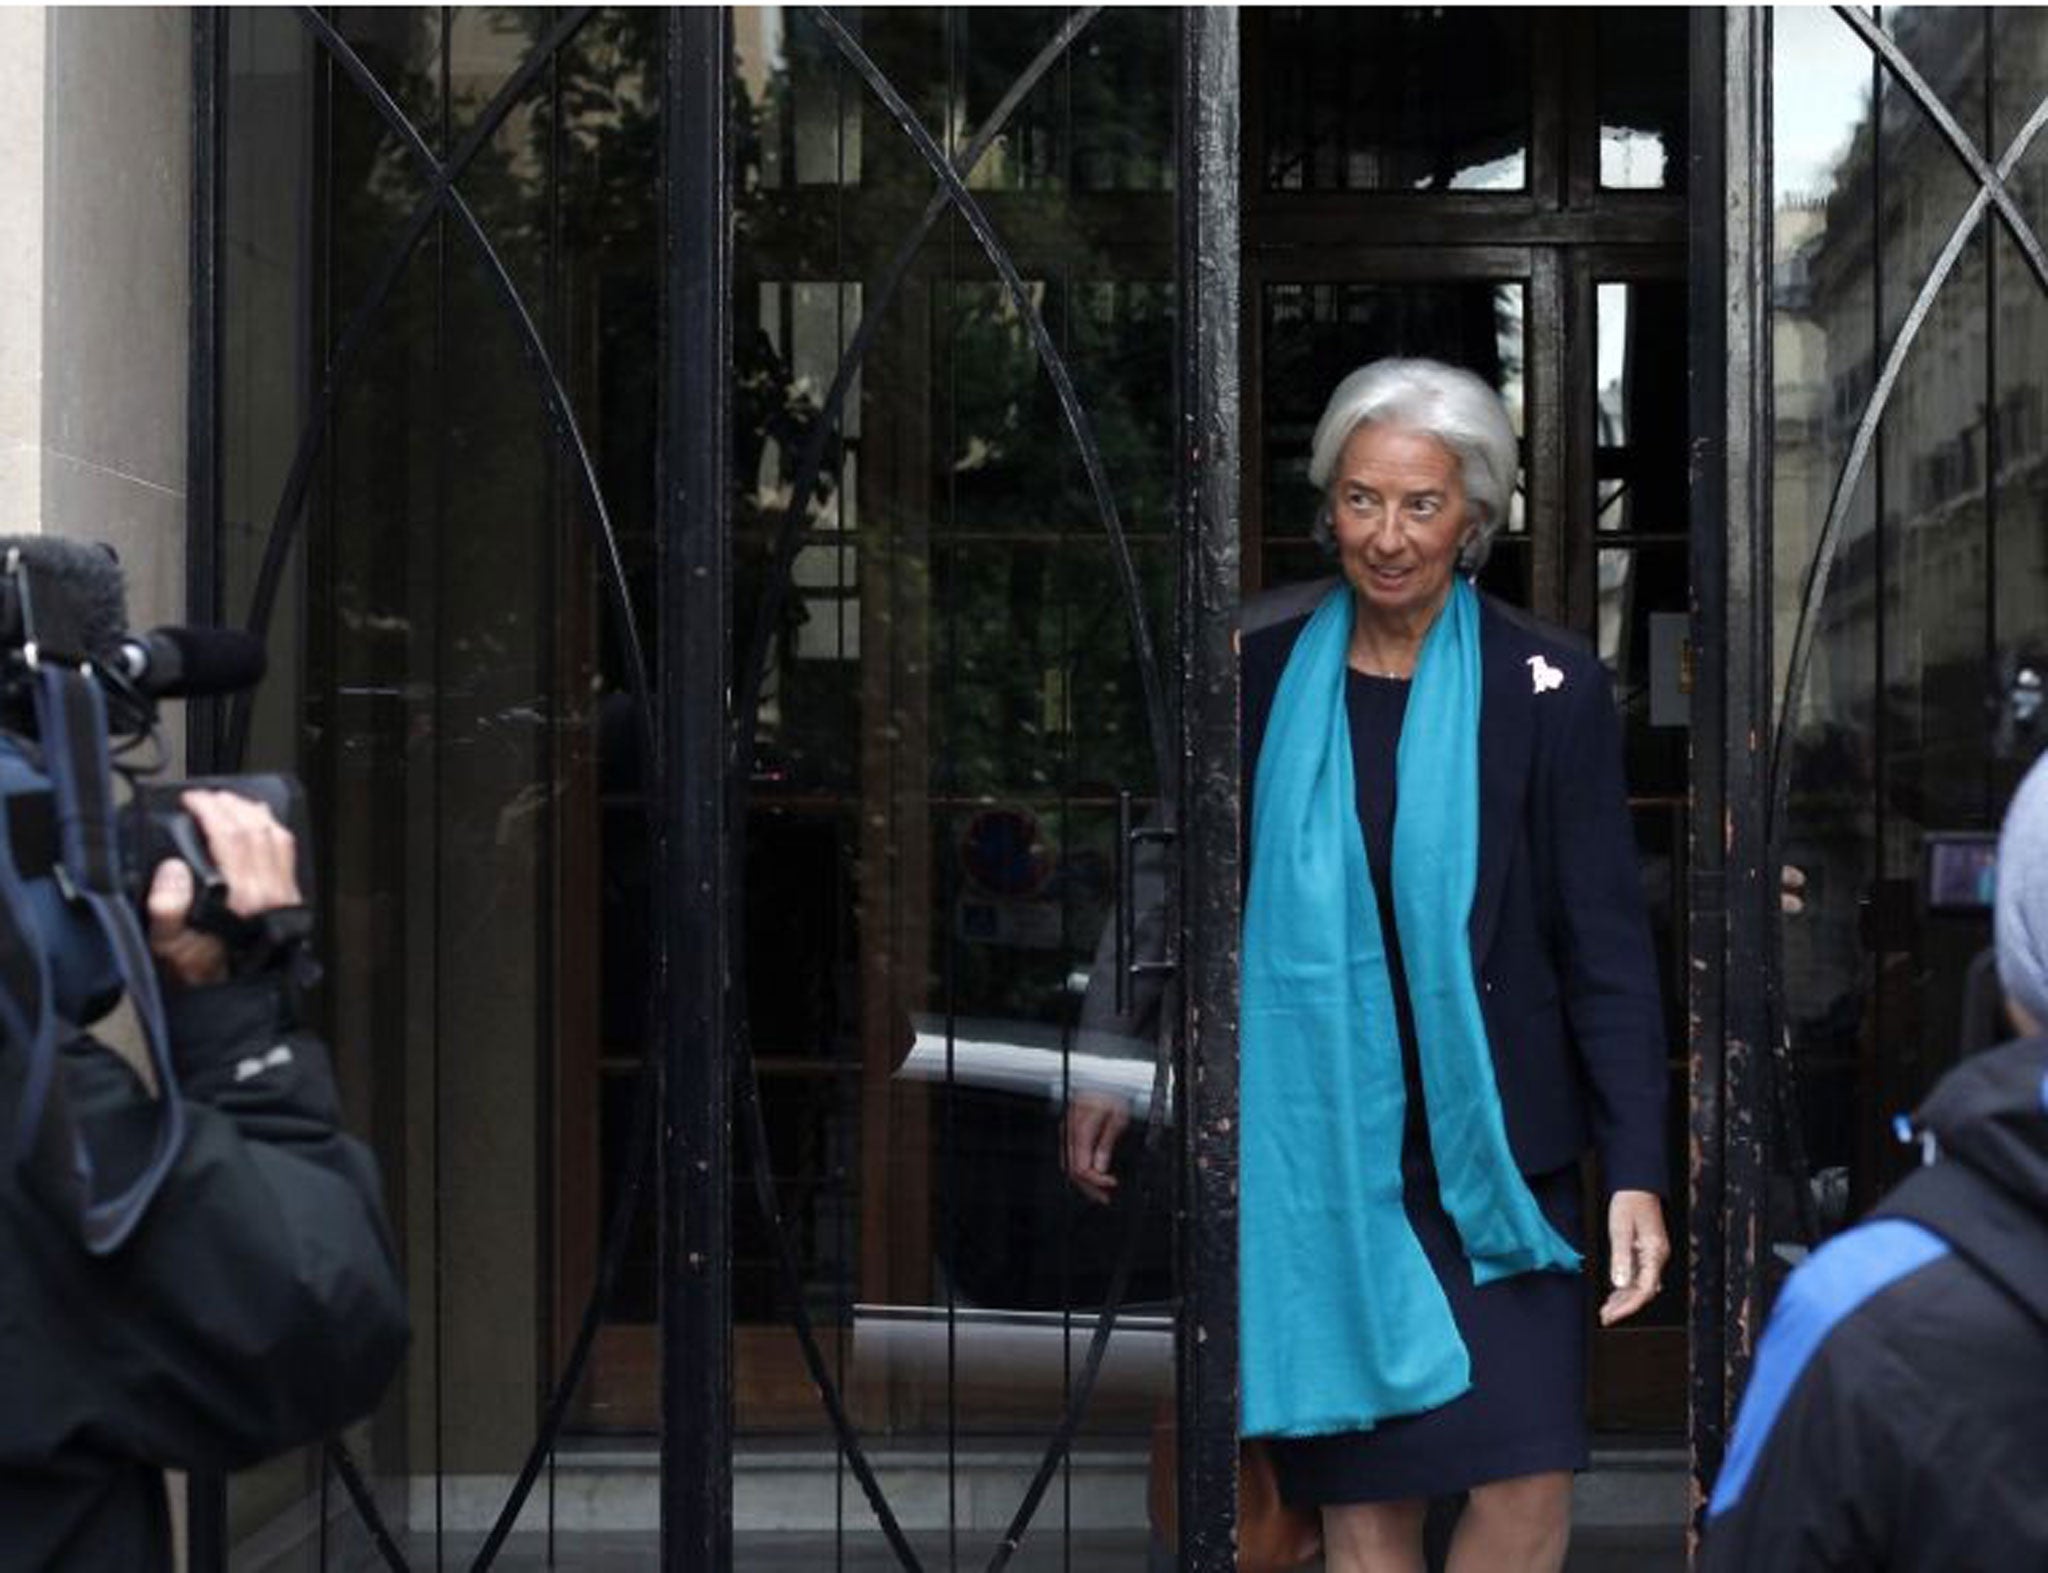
xmin=1234 ymin=358 xmax=1671 ymax=1571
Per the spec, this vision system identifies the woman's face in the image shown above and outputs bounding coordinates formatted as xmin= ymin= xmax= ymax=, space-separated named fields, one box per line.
xmin=1327 ymin=421 xmax=1478 ymax=626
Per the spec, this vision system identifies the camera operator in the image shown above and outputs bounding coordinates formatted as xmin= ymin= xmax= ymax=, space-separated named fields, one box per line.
xmin=0 ymin=543 xmax=407 ymax=1571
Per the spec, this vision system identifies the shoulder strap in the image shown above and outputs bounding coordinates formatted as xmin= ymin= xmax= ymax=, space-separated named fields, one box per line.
xmin=0 ymin=660 xmax=185 ymax=1254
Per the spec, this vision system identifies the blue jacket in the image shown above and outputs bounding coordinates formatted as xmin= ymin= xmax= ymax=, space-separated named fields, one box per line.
xmin=1241 ymin=585 xmax=1669 ymax=1194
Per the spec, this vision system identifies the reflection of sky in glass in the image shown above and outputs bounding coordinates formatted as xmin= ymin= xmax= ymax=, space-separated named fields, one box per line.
xmin=1496 ymin=284 xmax=1527 ymax=531
xmin=1600 ymin=129 xmax=1668 ymax=189
xmin=1439 ymin=151 xmax=1526 ymax=192
xmin=1774 ymin=7 xmax=1873 ymax=204
xmin=1495 ymin=283 xmax=1526 ymax=435
xmin=1596 ymin=283 xmax=1629 ymax=445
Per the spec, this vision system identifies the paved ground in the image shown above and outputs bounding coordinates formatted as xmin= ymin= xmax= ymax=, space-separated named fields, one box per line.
xmin=381 ymin=1527 xmax=1687 ymax=1570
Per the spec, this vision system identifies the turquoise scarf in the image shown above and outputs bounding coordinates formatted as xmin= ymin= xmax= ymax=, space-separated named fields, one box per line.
xmin=1240 ymin=578 xmax=1580 ymax=1439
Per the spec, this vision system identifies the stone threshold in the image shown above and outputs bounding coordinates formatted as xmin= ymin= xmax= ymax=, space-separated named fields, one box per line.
xmin=367 ymin=1438 xmax=1686 ymax=1536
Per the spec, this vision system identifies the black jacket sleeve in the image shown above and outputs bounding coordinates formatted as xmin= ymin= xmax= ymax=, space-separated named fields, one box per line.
xmin=1545 ymin=656 xmax=1669 ymax=1195
xmin=2 ymin=974 xmax=410 ymax=1475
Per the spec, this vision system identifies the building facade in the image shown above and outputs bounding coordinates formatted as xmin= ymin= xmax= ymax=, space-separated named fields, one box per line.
xmin=5 ymin=8 xmax=2046 ymax=1570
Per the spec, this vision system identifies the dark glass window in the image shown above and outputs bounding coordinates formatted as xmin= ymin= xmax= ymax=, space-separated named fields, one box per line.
xmin=1595 ymin=280 xmax=1689 ymax=536
xmin=1596 ymin=9 xmax=1690 ymax=190
xmin=1261 ymin=8 xmax=1531 ymax=192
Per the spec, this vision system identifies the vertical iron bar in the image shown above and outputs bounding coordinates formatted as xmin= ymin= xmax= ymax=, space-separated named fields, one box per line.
xmin=662 ymin=8 xmax=732 ymax=1571
xmin=1688 ymin=5 xmax=1774 ymax=1550
xmin=1115 ymin=790 xmax=1134 ymax=1016
xmin=542 ymin=29 xmax=565 ymax=1560
xmin=431 ymin=10 xmax=451 ymax=1559
xmin=1176 ymin=11 xmax=1241 ymax=1573
xmin=187 ymin=7 xmax=226 ymax=763
xmin=1984 ymin=8 xmax=1999 ymax=825
xmin=1528 ymin=247 xmax=1568 ymax=621
xmin=184 ymin=9 xmax=229 ymax=1569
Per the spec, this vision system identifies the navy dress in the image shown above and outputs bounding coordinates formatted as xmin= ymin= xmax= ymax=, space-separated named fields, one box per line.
xmin=1263 ymin=670 xmax=1589 ymax=1507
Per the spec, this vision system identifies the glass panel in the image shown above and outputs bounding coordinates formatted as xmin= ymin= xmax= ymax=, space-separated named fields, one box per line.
xmin=1877 ymin=8 xmax=1986 ymax=349
xmin=1595 ymin=280 xmax=1689 ymax=535
xmin=1990 ymin=9 xmax=2048 ymax=966
xmin=1259 ymin=281 xmax=1526 ymax=595
xmin=217 ymin=8 xmax=325 ymax=1551
xmin=1598 ymin=543 xmax=1691 ymax=803
xmin=1772 ymin=6 xmax=1883 ymax=1281
xmin=1874 ymin=6 xmax=1995 ymax=1197
xmin=1596 ymin=9 xmax=1688 ymax=190
xmin=1261 ymin=8 xmax=1530 ymax=192
xmin=1773 ymin=6 xmax=2010 ymax=1298
xmin=219 ymin=7 xmax=666 ymax=1562
xmin=734 ymin=10 xmax=1175 ymax=1564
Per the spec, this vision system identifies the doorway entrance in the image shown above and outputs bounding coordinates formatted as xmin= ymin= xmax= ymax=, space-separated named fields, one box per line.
xmin=195 ymin=7 xmax=1704 ymax=1569
xmin=1241 ymin=6 xmax=1694 ymax=1432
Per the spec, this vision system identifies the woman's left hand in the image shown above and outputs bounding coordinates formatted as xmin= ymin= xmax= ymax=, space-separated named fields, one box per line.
xmin=1598 ymin=1189 xmax=1670 ymax=1326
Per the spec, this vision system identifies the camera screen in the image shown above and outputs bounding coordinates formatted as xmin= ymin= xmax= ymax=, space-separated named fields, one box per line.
xmin=1926 ymin=833 xmax=1998 ymax=913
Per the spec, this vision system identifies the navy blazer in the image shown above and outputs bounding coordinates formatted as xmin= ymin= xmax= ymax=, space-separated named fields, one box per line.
xmin=1242 ymin=585 xmax=1670 ymax=1196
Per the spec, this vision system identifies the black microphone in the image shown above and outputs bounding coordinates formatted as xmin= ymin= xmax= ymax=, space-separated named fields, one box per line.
xmin=112 ymin=627 xmax=267 ymax=698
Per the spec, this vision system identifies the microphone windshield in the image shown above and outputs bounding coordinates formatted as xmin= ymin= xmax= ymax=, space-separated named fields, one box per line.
xmin=0 ymin=535 xmax=127 ymax=661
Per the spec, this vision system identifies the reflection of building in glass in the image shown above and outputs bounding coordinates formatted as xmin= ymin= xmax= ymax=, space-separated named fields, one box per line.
xmin=1776 ymin=9 xmax=2048 ymax=1224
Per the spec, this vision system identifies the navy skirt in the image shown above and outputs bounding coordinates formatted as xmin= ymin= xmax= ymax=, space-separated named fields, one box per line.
xmin=1265 ymin=1147 xmax=1590 ymax=1507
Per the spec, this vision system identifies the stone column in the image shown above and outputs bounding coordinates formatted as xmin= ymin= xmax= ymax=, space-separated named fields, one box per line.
xmin=43 ymin=5 xmax=191 ymax=628
xmin=2 ymin=7 xmax=191 ymax=720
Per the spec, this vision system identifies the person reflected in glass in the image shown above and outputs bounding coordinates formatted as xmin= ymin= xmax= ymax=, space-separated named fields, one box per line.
xmin=1070 ymin=359 xmax=1670 ymax=1573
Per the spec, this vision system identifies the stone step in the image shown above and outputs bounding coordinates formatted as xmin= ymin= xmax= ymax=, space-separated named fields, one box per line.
xmin=231 ymin=1441 xmax=1689 ymax=1564
xmin=395 ymin=1440 xmax=1688 ymax=1535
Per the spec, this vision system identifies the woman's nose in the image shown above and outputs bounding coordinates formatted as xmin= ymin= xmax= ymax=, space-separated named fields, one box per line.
xmin=1366 ymin=510 xmax=1405 ymax=557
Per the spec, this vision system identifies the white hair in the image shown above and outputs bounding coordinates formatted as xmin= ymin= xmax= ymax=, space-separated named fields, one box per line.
xmin=1306 ymin=358 xmax=1520 ymax=572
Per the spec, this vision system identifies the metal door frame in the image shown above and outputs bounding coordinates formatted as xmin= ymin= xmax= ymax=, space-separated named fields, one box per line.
xmin=664 ymin=8 xmax=733 ymax=1567
xmin=1175 ymin=12 xmax=1242 ymax=1570
xmin=1685 ymin=6 xmax=1771 ymax=1549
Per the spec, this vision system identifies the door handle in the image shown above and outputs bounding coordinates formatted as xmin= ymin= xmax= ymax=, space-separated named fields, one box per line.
xmin=1115 ymin=789 xmax=1178 ymax=1016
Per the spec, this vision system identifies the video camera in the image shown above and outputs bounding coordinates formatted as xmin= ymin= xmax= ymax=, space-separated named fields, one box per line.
xmin=0 ymin=534 xmax=310 ymax=1255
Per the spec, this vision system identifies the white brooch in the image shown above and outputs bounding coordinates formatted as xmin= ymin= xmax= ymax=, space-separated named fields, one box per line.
xmin=1527 ymin=655 xmax=1564 ymax=695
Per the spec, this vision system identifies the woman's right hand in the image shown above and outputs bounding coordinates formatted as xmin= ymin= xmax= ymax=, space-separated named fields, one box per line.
xmin=1063 ymin=1093 xmax=1129 ymax=1205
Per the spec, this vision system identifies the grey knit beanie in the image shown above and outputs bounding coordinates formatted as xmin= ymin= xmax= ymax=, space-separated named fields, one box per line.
xmin=1995 ymin=752 xmax=2048 ymax=1030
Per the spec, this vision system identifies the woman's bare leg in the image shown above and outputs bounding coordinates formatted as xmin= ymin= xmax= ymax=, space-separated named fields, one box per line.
xmin=1445 ymin=1471 xmax=1572 ymax=1573
xmin=1321 ymin=1498 xmax=1429 ymax=1573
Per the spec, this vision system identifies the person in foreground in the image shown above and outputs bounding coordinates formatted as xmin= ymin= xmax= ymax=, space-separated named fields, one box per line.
xmin=0 ymin=789 xmax=410 ymax=1571
xmin=1700 ymin=753 xmax=2048 ymax=1572
xmin=1070 ymin=358 xmax=1670 ymax=1572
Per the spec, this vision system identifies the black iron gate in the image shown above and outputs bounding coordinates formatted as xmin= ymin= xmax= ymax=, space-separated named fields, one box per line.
xmin=188 ymin=7 xmax=1244 ymax=1570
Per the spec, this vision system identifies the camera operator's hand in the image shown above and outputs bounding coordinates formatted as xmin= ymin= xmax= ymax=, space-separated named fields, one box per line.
xmin=146 ymin=790 xmax=303 ymax=989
